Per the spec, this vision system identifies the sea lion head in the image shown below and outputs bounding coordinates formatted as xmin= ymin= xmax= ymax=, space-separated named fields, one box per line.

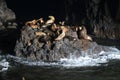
xmin=38 ymin=18 xmax=44 ymax=24
xmin=79 ymin=26 xmax=82 ymax=30
xmin=25 ymin=20 xmax=37 ymax=26
xmin=48 ymin=16 xmax=55 ymax=21
xmin=45 ymin=16 xmax=55 ymax=25
xmin=61 ymin=26 xmax=69 ymax=32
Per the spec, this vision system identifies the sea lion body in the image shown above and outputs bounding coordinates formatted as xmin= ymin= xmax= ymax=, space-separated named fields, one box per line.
xmin=78 ymin=26 xmax=92 ymax=41
xmin=55 ymin=26 xmax=68 ymax=40
xmin=46 ymin=16 xmax=55 ymax=25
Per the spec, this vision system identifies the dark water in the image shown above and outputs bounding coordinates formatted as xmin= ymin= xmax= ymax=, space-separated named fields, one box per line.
xmin=0 ymin=39 xmax=120 ymax=80
xmin=1 ymin=60 xmax=120 ymax=80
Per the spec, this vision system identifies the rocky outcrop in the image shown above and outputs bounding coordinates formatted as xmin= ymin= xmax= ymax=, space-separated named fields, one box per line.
xmin=14 ymin=17 xmax=111 ymax=61
xmin=0 ymin=0 xmax=16 ymax=30
xmin=0 ymin=0 xmax=17 ymax=54
xmin=0 ymin=0 xmax=16 ymax=21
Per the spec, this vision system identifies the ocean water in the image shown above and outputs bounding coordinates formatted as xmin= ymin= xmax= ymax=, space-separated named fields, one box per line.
xmin=0 ymin=45 xmax=120 ymax=80
xmin=4 ymin=46 xmax=119 ymax=67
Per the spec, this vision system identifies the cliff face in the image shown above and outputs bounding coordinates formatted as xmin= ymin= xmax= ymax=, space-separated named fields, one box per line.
xmin=65 ymin=0 xmax=120 ymax=39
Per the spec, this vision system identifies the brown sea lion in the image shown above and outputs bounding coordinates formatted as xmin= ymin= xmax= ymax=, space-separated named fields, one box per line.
xmin=55 ymin=26 xmax=68 ymax=40
xmin=35 ymin=32 xmax=46 ymax=36
xmin=51 ymin=23 xmax=60 ymax=31
xmin=41 ymin=16 xmax=55 ymax=28
xmin=46 ymin=16 xmax=55 ymax=25
xmin=25 ymin=20 xmax=39 ymax=29
xmin=38 ymin=18 xmax=44 ymax=24
xmin=78 ymin=26 xmax=93 ymax=41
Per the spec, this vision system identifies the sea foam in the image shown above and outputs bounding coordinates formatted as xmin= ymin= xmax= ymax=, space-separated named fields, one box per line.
xmin=0 ymin=56 xmax=9 ymax=72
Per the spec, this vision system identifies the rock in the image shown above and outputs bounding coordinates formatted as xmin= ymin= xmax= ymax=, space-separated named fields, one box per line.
xmin=0 ymin=0 xmax=16 ymax=30
xmin=0 ymin=0 xmax=18 ymax=54
xmin=12 ymin=22 xmax=18 ymax=26
xmin=0 ymin=26 xmax=5 ymax=30
xmin=0 ymin=22 xmax=3 ymax=26
xmin=7 ymin=22 xmax=12 ymax=26
xmin=14 ymin=17 xmax=112 ymax=61
xmin=7 ymin=26 xmax=17 ymax=29
xmin=0 ymin=0 xmax=16 ymax=21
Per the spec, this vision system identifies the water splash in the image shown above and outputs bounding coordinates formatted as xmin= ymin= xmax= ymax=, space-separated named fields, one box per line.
xmin=0 ymin=56 xmax=9 ymax=72
xmin=60 ymin=47 xmax=120 ymax=67
xmin=7 ymin=47 xmax=120 ymax=68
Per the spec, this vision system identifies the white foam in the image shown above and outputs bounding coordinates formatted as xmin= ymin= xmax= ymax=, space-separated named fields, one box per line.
xmin=0 ymin=58 xmax=9 ymax=72
xmin=59 ymin=47 xmax=120 ymax=68
xmin=7 ymin=47 xmax=120 ymax=68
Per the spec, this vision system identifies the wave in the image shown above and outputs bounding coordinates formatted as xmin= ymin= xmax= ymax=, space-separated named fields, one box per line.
xmin=0 ymin=55 xmax=9 ymax=72
xmin=6 ymin=46 xmax=120 ymax=68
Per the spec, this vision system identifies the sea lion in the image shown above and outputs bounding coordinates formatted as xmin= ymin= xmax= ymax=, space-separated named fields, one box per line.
xmin=41 ymin=16 xmax=55 ymax=28
xmin=38 ymin=18 xmax=44 ymax=24
xmin=36 ymin=18 xmax=44 ymax=26
xmin=78 ymin=26 xmax=93 ymax=41
xmin=25 ymin=20 xmax=39 ymax=29
xmin=46 ymin=16 xmax=55 ymax=24
xmin=35 ymin=32 xmax=46 ymax=36
xmin=55 ymin=26 xmax=68 ymax=40
xmin=51 ymin=23 xmax=59 ymax=31
xmin=59 ymin=21 xmax=65 ymax=26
